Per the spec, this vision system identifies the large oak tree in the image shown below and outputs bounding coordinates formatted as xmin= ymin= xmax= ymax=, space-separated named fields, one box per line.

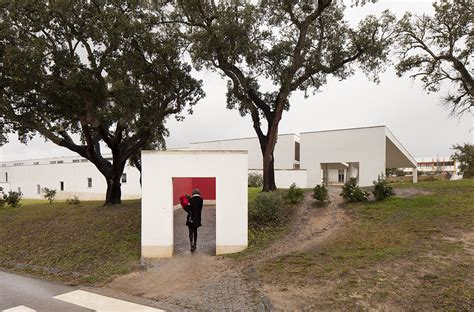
xmin=174 ymin=0 xmax=395 ymax=191
xmin=395 ymin=0 xmax=473 ymax=116
xmin=0 ymin=1 xmax=203 ymax=205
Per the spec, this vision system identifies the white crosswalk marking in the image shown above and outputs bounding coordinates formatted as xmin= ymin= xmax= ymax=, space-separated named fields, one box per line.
xmin=54 ymin=290 xmax=164 ymax=312
xmin=2 ymin=306 xmax=36 ymax=312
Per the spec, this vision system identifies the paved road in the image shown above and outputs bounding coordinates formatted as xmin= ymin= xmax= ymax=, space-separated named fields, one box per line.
xmin=0 ymin=271 xmax=163 ymax=312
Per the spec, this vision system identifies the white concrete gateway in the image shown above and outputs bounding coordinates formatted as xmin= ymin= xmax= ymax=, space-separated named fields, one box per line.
xmin=141 ymin=150 xmax=248 ymax=258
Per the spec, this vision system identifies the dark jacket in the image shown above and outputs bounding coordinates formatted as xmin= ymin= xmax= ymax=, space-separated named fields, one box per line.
xmin=187 ymin=195 xmax=203 ymax=228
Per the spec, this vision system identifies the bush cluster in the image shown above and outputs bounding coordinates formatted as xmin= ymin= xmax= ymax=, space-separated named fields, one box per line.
xmin=3 ymin=191 xmax=23 ymax=208
xmin=372 ymin=175 xmax=394 ymax=201
xmin=312 ymin=184 xmax=329 ymax=204
xmin=249 ymin=191 xmax=284 ymax=227
xmin=0 ymin=198 xmax=5 ymax=207
xmin=248 ymin=172 xmax=263 ymax=187
xmin=340 ymin=178 xmax=369 ymax=203
xmin=285 ymin=183 xmax=304 ymax=205
xmin=42 ymin=187 xmax=57 ymax=203
xmin=66 ymin=195 xmax=81 ymax=205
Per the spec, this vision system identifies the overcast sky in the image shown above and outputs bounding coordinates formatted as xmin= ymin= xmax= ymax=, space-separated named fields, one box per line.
xmin=1 ymin=0 xmax=472 ymax=161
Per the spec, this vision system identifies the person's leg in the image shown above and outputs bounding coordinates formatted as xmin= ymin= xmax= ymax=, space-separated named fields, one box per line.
xmin=193 ymin=227 xmax=198 ymax=249
xmin=188 ymin=227 xmax=194 ymax=250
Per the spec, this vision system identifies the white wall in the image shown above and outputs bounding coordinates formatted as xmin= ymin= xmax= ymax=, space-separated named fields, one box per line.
xmin=0 ymin=156 xmax=141 ymax=200
xmin=141 ymin=150 xmax=248 ymax=258
xmin=190 ymin=134 xmax=299 ymax=170
xmin=301 ymin=127 xmax=387 ymax=187
xmin=249 ymin=169 xmax=307 ymax=188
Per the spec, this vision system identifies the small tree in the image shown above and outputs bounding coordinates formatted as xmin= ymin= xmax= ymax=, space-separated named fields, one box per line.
xmin=285 ymin=183 xmax=305 ymax=205
xmin=340 ymin=178 xmax=369 ymax=203
xmin=451 ymin=143 xmax=474 ymax=178
xmin=42 ymin=187 xmax=57 ymax=203
xmin=3 ymin=191 xmax=22 ymax=208
xmin=312 ymin=184 xmax=330 ymax=205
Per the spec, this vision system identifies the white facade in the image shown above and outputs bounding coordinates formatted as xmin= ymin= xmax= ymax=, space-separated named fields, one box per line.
xmin=0 ymin=155 xmax=141 ymax=200
xmin=300 ymin=126 xmax=417 ymax=187
xmin=248 ymin=169 xmax=307 ymax=188
xmin=141 ymin=150 xmax=248 ymax=258
xmin=190 ymin=134 xmax=300 ymax=170
xmin=403 ymin=156 xmax=463 ymax=180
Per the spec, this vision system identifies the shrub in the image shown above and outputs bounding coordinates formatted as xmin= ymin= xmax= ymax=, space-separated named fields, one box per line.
xmin=285 ymin=183 xmax=305 ymax=205
xmin=340 ymin=178 xmax=369 ymax=203
xmin=248 ymin=172 xmax=263 ymax=187
xmin=249 ymin=191 xmax=284 ymax=227
xmin=42 ymin=187 xmax=57 ymax=203
xmin=372 ymin=175 xmax=394 ymax=201
xmin=312 ymin=184 xmax=329 ymax=204
xmin=0 ymin=198 xmax=5 ymax=207
xmin=3 ymin=191 xmax=22 ymax=208
xmin=66 ymin=195 xmax=81 ymax=205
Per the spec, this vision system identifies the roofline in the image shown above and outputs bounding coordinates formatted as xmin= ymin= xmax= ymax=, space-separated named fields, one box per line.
xmin=142 ymin=150 xmax=248 ymax=154
xmin=300 ymin=125 xmax=386 ymax=135
xmin=190 ymin=133 xmax=299 ymax=145
xmin=0 ymin=153 xmax=112 ymax=163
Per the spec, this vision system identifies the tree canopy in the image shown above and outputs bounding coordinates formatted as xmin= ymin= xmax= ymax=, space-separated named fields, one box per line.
xmin=0 ymin=1 xmax=203 ymax=204
xmin=451 ymin=143 xmax=474 ymax=178
xmin=175 ymin=0 xmax=395 ymax=190
xmin=395 ymin=0 xmax=473 ymax=116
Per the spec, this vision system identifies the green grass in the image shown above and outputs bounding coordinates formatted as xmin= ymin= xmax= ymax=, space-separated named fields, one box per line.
xmin=260 ymin=179 xmax=474 ymax=310
xmin=0 ymin=199 xmax=142 ymax=285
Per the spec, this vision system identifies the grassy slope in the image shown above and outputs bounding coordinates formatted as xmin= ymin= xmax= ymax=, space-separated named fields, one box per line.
xmin=260 ymin=179 xmax=474 ymax=310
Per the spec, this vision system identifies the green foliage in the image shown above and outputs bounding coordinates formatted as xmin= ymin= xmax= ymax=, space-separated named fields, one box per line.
xmin=386 ymin=168 xmax=405 ymax=177
xmin=395 ymin=0 xmax=473 ymax=116
xmin=249 ymin=191 xmax=284 ymax=227
xmin=340 ymin=178 xmax=369 ymax=203
xmin=312 ymin=184 xmax=329 ymax=204
xmin=66 ymin=196 xmax=81 ymax=205
xmin=451 ymin=144 xmax=474 ymax=178
xmin=285 ymin=183 xmax=305 ymax=205
xmin=0 ymin=1 xmax=204 ymax=204
xmin=42 ymin=187 xmax=57 ymax=203
xmin=372 ymin=175 xmax=394 ymax=201
xmin=3 ymin=191 xmax=22 ymax=208
xmin=0 ymin=198 xmax=5 ymax=207
xmin=248 ymin=172 xmax=264 ymax=187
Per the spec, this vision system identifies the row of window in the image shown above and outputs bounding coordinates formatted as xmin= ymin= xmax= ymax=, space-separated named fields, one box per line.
xmin=0 ymin=157 xmax=116 ymax=167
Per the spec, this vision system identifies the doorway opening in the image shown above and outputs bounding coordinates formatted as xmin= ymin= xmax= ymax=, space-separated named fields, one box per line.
xmin=172 ymin=177 xmax=216 ymax=255
xmin=320 ymin=162 xmax=360 ymax=185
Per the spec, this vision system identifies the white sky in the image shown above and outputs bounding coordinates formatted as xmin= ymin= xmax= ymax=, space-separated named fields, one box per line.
xmin=1 ymin=0 xmax=472 ymax=161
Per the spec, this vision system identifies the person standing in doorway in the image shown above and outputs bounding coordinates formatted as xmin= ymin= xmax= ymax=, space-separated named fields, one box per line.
xmin=187 ymin=189 xmax=203 ymax=252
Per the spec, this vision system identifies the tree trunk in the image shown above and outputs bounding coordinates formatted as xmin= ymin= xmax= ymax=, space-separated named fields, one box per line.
xmin=262 ymin=150 xmax=277 ymax=191
xmin=105 ymin=174 xmax=122 ymax=205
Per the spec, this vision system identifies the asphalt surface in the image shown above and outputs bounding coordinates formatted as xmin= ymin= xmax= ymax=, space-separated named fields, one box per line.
xmin=0 ymin=270 xmax=91 ymax=311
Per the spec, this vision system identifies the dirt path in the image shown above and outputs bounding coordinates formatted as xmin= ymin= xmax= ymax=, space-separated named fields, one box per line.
xmin=104 ymin=189 xmax=349 ymax=310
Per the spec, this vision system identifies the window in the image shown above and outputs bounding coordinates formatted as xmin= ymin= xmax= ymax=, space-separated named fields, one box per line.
xmin=50 ymin=161 xmax=57 ymax=164
xmin=338 ymin=170 xmax=345 ymax=183
xmin=5 ymin=172 xmax=8 ymax=182
xmin=72 ymin=159 xmax=80 ymax=163
xmin=17 ymin=187 xmax=21 ymax=193
xmin=0 ymin=187 xmax=3 ymax=192
xmin=60 ymin=181 xmax=64 ymax=191
xmin=293 ymin=163 xmax=301 ymax=170
xmin=121 ymin=173 xmax=127 ymax=183
xmin=37 ymin=184 xmax=41 ymax=194
xmin=87 ymin=178 xmax=92 ymax=188
xmin=294 ymin=142 xmax=300 ymax=161
xmin=33 ymin=162 xmax=39 ymax=165
xmin=13 ymin=162 xmax=23 ymax=166
xmin=57 ymin=160 xmax=64 ymax=164
xmin=81 ymin=159 xmax=88 ymax=163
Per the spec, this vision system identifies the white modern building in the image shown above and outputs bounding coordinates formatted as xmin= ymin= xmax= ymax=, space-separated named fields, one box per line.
xmin=403 ymin=156 xmax=463 ymax=179
xmin=0 ymin=125 xmax=419 ymax=199
xmin=0 ymin=155 xmax=141 ymax=200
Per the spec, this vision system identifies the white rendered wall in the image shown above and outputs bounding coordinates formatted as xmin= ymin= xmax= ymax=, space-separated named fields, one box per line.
xmin=248 ymin=169 xmax=307 ymax=188
xmin=141 ymin=150 xmax=248 ymax=258
xmin=0 ymin=156 xmax=141 ymax=200
xmin=190 ymin=134 xmax=298 ymax=170
xmin=301 ymin=127 xmax=386 ymax=187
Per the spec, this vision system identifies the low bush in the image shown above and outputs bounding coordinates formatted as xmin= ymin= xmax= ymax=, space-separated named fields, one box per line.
xmin=372 ymin=175 xmax=394 ymax=201
xmin=248 ymin=172 xmax=263 ymax=187
xmin=249 ymin=191 xmax=284 ymax=227
xmin=3 ymin=191 xmax=22 ymax=208
xmin=340 ymin=178 xmax=369 ymax=203
xmin=285 ymin=183 xmax=305 ymax=205
xmin=66 ymin=195 xmax=81 ymax=205
xmin=312 ymin=184 xmax=329 ymax=204
xmin=42 ymin=187 xmax=57 ymax=203
xmin=0 ymin=198 xmax=5 ymax=207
